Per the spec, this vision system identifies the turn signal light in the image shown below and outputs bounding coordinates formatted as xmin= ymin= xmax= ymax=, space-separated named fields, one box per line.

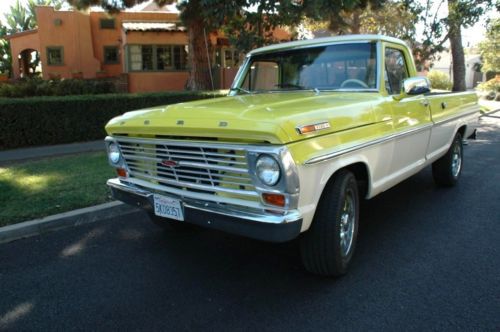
xmin=116 ymin=168 xmax=127 ymax=177
xmin=262 ymin=193 xmax=286 ymax=207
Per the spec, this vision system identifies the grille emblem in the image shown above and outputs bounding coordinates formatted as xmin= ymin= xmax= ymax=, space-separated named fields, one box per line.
xmin=161 ymin=160 xmax=178 ymax=167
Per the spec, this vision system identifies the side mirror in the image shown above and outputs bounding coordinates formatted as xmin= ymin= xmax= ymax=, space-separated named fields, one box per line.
xmin=402 ymin=77 xmax=431 ymax=96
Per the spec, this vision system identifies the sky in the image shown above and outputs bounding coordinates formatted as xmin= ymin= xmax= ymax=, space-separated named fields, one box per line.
xmin=0 ymin=0 xmax=497 ymax=47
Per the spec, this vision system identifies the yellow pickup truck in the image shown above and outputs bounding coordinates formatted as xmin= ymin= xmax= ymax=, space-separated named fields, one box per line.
xmin=104 ymin=35 xmax=479 ymax=276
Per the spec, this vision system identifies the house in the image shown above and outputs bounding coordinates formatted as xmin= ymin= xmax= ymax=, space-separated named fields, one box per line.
xmin=431 ymin=50 xmax=485 ymax=89
xmin=5 ymin=3 xmax=289 ymax=92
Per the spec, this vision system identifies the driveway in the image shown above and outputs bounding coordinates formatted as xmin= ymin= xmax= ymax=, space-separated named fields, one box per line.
xmin=1 ymin=113 xmax=499 ymax=331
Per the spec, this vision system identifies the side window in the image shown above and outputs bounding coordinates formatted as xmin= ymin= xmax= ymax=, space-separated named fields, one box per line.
xmin=47 ymin=47 xmax=64 ymax=66
xmin=242 ymin=61 xmax=279 ymax=90
xmin=385 ymin=48 xmax=408 ymax=94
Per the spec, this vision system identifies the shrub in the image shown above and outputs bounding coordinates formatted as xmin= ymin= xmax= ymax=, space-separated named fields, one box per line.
xmin=0 ymin=91 xmax=224 ymax=150
xmin=427 ymin=70 xmax=453 ymax=90
xmin=476 ymin=78 xmax=500 ymax=100
xmin=0 ymin=77 xmax=117 ymax=98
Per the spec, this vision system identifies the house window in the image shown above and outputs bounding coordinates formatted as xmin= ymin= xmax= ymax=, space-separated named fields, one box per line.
xmin=104 ymin=46 xmax=119 ymax=64
xmin=215 ymin=48 xmax=240 ymax=68
xmin=128 ymin=45 xmax=188 ymax=71
xmin=100 ymin=18 xmax=115 ymax=29
xmin=47 ymin=47 xmax=63 ymax=66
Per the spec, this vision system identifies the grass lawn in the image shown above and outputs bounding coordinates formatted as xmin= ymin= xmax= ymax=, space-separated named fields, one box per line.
xmin=0 ymin=152 xmax=116 ymax=227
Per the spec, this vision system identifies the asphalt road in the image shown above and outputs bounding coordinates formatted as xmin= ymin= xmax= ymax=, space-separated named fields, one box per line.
xmin=1 ymin=113 xmax=499 ymax=331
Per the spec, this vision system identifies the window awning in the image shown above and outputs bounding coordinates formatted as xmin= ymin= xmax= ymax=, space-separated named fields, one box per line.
xmin=122 ymin=22 xmax=186 ymax=33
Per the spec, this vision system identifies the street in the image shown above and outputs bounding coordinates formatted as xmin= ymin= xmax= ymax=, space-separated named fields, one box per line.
xmin=1 ymin=113 xmax=499 ymax=331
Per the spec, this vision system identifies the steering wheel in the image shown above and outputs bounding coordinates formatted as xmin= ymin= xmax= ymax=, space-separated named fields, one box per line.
xmin=340 ymin=79 xmax=369 ymax=89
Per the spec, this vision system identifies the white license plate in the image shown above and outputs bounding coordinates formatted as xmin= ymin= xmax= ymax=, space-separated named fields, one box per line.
xmin=153 ymin=194 xmax=184 ymax=221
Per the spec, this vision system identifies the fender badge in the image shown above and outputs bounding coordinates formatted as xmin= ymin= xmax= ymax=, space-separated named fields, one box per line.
xmin=296 ymin=121 xmax=331 ymax=134
xmin=219 ymin=121 xmax=228 ymax=127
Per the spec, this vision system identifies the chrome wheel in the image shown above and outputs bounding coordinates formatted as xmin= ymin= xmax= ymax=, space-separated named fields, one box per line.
xmin=339 ymin=189 xmax=356 ymax=257
xmin=451 ymin=141 xmax=462 ymax=178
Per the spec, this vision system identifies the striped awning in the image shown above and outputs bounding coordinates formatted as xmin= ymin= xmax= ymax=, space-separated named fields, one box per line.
xmin=122 ymin=22 xmax=186 ymax=33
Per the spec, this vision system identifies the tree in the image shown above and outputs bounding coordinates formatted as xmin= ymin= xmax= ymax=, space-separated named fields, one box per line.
xmin=301 ymin=0 xmax=386 ymax=35
xmin=417 ymin=0 xmax=495 ymax=91
xmin=479 ymin=18 xmax=500 ymax=74
xmin=0 ymin=23 xmax=12 ymax=75
xmin=222 ymin=1 xmax=303 ymax=53
xmin=359 ymin=1 xmax=420 ymax=41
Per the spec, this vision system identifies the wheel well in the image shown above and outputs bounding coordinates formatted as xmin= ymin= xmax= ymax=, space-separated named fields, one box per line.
xmin=335 ymin=162 xmax=369 ymax=199
xmin=457 ymin=125 xmax=466 ymax=138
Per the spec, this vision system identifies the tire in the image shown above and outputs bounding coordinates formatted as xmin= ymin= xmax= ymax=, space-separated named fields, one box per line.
xmin=300 ymin=170 xmax=359 ymax=277
xmin=432 ymin=132 xmax=463 ymax=187
xmin=147 ymin=212 xmax=198 ymax=232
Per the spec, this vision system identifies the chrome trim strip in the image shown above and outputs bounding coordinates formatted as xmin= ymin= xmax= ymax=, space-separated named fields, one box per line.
xmin=129 ymin=172 xmax=258 ymax=197
xmin=121 ymin=154 xmax=249 ymax=174
xmin=432 ymin=110 xmax=479 ymax=126
xmin=109 ymin=136 xmax=286 ymax=154
xmin=107 ymin=178 xmax=301 ymax=224
xmin=305 ymin=123 xmax=433 ymax=165
xmin=110 ymin=177 xmax=264 ymax=209
xmin=120 ymin=145 xmax=246 ymax=159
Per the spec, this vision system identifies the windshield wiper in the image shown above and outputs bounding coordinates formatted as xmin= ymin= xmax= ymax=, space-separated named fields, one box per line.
xmin=230 ymin=87 xmax=252 ymax=94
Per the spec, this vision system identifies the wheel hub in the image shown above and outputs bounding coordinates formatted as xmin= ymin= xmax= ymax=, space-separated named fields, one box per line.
xmin=451 ymin=143 xmax=462 ymax=177
xmin=339 ymin=191 xmax=355 ymax=257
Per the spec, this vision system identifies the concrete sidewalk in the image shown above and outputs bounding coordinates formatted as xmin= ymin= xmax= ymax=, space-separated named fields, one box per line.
xmin=0 ymin=140 xmax=104 ymax=165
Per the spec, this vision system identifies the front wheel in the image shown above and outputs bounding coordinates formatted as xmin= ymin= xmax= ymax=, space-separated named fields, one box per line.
xmin=432 ymin=132 xmax=463 ymax=187
xmin=300 ymin=170 xmax=359 ymax=276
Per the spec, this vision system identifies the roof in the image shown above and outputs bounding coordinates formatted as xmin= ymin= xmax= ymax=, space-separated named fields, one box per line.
xmin=248 ymin=34 xmax=408 ymax=56
xmin=5 ymin=29 xmax=38 ymax=40
xmin=122 ymin=22 xmax=185 ymax=33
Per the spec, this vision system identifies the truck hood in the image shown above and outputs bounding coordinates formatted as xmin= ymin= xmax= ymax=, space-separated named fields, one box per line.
xmin=105 ymin=92 xmax=380 ymax=144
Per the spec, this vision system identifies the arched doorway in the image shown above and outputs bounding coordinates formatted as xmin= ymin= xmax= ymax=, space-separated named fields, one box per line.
xmin=18 ymin=48 xmax=41 ymax=78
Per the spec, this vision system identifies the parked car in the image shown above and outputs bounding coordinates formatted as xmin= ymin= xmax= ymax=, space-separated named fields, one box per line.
xmin=104 ymin=35 xmax=479 ymax=276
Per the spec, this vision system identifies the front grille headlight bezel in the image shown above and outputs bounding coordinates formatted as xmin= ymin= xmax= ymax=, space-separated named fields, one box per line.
xmin=256 ymin=154 xmax=281 ymax=186
xmin=105 ymin=137 xmax=125 ymax=168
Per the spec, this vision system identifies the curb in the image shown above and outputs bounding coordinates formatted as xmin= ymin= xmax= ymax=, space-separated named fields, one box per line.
xmin=0 ymin=201 xmax=140 ymax=244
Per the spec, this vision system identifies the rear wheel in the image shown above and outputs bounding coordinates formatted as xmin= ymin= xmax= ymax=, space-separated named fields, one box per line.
xmin=432 ymin=132 xmax=463 ymax=187
xmin=300 ymin=170 xmax=359 ymax=276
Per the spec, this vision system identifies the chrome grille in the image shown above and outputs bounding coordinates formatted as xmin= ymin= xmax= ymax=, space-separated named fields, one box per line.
xmin=115 ymin=137 xmax=258 ymax=198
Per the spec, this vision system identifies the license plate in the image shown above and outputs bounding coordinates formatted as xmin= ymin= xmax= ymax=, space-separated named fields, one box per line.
xmin=153 ymin=194 xmax=184 ymax=221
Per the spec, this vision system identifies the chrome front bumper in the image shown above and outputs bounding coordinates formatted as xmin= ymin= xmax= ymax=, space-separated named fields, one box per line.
xmin=107 ymin=178 xmax=303 ymax=242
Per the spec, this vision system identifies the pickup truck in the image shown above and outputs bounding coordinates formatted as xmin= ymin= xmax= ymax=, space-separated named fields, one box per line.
xmin=104 ymin=35 xmax=479 ymax=276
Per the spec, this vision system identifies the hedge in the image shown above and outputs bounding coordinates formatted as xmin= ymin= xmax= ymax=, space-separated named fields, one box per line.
xmin=0 ymin=91 xmax=224 ymax=150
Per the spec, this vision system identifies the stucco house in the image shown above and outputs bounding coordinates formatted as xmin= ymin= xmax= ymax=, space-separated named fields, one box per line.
xmin=431 ymin=50 xmax=485 ymax=89
xmin=5 ymin=2 xmax=288 ymax=93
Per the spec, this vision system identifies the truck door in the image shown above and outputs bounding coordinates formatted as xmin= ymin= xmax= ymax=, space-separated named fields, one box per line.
xmin=384 ymin=46 xmax=432 ymax=178
xmin=425 ymin=93 xmax=464 ymax=161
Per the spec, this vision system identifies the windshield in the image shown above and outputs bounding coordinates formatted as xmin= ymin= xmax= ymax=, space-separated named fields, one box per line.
xmin=238 ymin=42 xmax=378 ymax=93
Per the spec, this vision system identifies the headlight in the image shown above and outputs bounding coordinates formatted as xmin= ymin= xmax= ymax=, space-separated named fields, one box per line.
xmin=108 ymin=143 xmax=121 ymax=165
xmin=256 ymin=154 xmax=281 ymax=186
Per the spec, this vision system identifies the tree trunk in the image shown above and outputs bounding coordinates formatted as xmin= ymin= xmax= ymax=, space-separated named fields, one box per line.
xmin=448 ymin=0 xmax=466 ymax=91
xmin=186 ymin=19 xmax=213 ymax=91
xmin=350 ymin=10 xmax=361 ymax=34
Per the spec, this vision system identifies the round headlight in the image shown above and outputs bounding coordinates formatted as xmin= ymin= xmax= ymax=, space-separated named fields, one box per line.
xmin=108 ymin=143 xmax=121 ymax=164
xmin=256 ymin=154 xmax=281 ymax=186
